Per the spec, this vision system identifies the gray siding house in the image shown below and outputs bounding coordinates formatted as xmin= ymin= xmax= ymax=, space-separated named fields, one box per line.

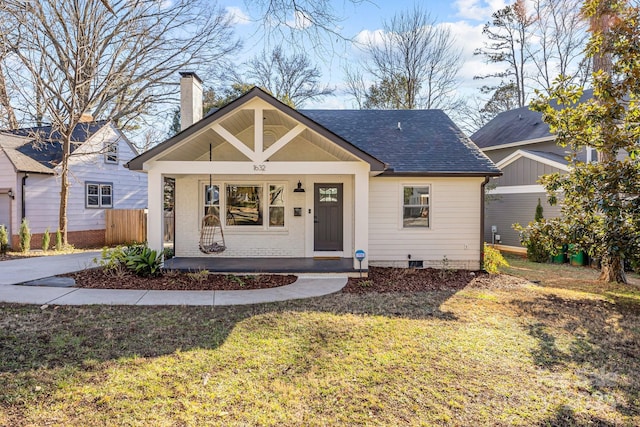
xmin=471 ymin=100 xmax=594 ymax=247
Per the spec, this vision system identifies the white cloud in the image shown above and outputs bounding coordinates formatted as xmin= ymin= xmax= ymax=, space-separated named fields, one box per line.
xmin=353 ymin=29 xmax=386 ymax=48
xmin=226 ymin=6 xmax=250 ymax=25
xmin=453 ymin=0 xmax=510 ymax=22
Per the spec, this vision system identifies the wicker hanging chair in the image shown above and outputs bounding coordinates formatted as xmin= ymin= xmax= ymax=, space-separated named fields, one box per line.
xmin=199 ymin=214 xmax=226 ymax=254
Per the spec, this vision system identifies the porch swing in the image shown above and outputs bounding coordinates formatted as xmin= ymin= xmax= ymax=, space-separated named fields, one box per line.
xmin=199 ymin=144 xmax=226 ymax=254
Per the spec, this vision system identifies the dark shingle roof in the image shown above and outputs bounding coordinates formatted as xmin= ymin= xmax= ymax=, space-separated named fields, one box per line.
xmin=302 ymin=109 xmax=500 ymax=175
xmin=471 ymin=89 xmax=594 ymax=149
xmin=1 ymin=121 xmax=106 ymax=170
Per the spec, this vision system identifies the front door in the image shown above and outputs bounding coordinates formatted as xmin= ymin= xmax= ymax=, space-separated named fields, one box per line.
xmin=314 ymin=184 xmax=343 ymax=251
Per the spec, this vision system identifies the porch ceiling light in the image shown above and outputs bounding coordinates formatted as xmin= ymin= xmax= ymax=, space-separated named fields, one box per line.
xmin=293 ymin=180 xmax=305 ymax=193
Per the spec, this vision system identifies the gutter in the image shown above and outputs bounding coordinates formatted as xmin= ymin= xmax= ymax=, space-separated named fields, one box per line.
xmin=21 ymin=173 xmax=28 ymax=220
xmin=480 ymin=176 xmax=490 ymax=270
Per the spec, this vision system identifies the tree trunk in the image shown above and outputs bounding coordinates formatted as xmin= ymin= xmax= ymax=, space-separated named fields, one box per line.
xmin=58 ymin=134 xmax=71 ymax=246
xmin=599 ymin=255 xmax=626 ymax=283
xmin=0 ymin=63 xmax=18 ymax=129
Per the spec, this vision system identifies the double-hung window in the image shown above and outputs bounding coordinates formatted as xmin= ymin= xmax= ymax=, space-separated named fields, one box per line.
xmin=86 ymin=182 xmax=113 ymax=208
xmin=105 ymin=142 xmax=118 ymax=164
xmin=402 ymin=185 xmax=430 ymax=228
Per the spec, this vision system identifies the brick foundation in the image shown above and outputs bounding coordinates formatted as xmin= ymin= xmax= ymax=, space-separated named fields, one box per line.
xmin=11 ymin=229 xmax=105 ymax=250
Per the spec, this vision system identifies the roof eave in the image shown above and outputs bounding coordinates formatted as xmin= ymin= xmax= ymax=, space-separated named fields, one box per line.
xmin=378 ymin=170 xmax=502 ymax=177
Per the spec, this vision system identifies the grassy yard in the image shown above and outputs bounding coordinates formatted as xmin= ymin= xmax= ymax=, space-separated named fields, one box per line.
xmin=1 ymin=260 xmax=639 ymax=426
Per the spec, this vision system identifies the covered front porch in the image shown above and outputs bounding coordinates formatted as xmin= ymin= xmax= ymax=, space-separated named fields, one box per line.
xmin=163 ymin=256 xmax=361 ymax=274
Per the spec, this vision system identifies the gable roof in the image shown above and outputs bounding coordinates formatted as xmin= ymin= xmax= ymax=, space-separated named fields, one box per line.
xmin=128 ymin=87 xmax=500 ymax=176
xmin=472 ymin=89 xmax=594 ymax=150
xmin=496 ymin=149 xmax=569 ymax=171
xmin=0 ymin=121 xmax=108 ymax=173
xmin=127 ymin=87 xmax=387 ymax=172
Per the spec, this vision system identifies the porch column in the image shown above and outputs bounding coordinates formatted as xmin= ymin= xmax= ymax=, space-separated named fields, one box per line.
xmin=147 ymin=168 xmax=163 ymax=253
xmin=353 ymin=164 xmax=369 ymax=270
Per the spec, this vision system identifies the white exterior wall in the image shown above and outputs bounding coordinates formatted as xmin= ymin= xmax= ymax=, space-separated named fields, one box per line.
xmin=173 ymin=174 xmax=354 ymax=258
xmin=21 ymin=124 xmax=147 ymax=234
xmin=368 ymin=176 xmax=484 ymax=270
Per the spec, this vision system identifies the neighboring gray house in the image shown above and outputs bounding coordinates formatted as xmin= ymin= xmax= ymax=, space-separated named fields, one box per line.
xmin=0 ymin=121 xmax=147 ymax=248
xmin=471 ymin=95 xmax=595 ymax=247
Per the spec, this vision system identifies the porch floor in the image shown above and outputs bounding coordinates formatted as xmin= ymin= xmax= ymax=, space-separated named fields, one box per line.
xmin=163 ymin=257 xmax=359 ymax=274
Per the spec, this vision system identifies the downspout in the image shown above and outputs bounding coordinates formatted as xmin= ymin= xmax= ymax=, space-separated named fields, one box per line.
xmin=21 ymin=173 xmax=29 ymax=220
xmin=480 ymin=176 xmax=490 ymax=271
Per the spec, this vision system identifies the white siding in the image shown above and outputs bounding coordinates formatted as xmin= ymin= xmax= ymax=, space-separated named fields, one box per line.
xmin=368 ymin=176 xmax=484 ymax=270
xmin=22 ymin=124 xmax=147 ymax=234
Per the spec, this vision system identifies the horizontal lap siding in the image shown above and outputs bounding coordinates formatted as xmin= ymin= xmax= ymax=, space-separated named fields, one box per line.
xmin=484 ymin=193 xmax=561 ymax=247
xmin=22 ymin=125 xmax=147 ymax=235
xmin=369 ymin=177 xmax=483 ymax=270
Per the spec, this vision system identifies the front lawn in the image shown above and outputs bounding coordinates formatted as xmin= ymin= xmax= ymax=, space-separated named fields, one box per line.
xmin=1 ymin=260 xmax=638 ymax=426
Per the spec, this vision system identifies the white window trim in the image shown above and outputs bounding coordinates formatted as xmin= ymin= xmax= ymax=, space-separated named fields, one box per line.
xmin=399 ymin=183 xmax=431 ymax=230
xmin=86 ymin=182 xmax=113 ymax=209
xmin=200 ymin=180 xmax=288 ymax=231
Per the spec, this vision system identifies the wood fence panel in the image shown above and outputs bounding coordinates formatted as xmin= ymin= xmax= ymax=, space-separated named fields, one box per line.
xmin=105 ymin=209 xmax=147 ymax=245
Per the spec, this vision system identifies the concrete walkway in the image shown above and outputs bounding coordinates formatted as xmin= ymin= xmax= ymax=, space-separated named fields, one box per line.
xmin=0 ymin=252 xmax=348 ymax=306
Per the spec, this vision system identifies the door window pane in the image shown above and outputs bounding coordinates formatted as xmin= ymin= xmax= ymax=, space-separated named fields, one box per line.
xmin=319 ymin=187 xmax=338 ymax=203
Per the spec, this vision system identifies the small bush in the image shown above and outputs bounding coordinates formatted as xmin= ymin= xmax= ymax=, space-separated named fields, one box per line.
xmin=483 ymin=244 xmax=509 ymax=274
xmin=55 ymin=229 xmax=63 ymax=251
xmin=124 ymin=246 xmax=163 ymax=277
xmin=187 ymin=269 xmax=209 ymax=285
xmin=42 ymin=228 xmax=51 ymax=252
xmin=0 ymin=224 xmax=8 ymax=254
xmin=19 ymin=218 xmax=31 ymax=253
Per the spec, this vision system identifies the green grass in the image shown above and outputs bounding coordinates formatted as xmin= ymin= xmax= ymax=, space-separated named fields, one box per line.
xmin=1 ymin=260 xmax=639 ymax=426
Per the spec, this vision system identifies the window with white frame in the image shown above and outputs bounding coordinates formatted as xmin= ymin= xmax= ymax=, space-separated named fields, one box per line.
xmin=268 ymin=184 xmax=285 ymax=227
xmin=86 ymin=182 xmax=113 ymax=208
xmin=226 ymin=184 xmax=263 ymax=226
xmin=104 ymin=141 xmax=118 ymax=164
xmin=203 ymin=184 xmax=220 ymax=217
xmin=402 ymin=185 xmax=430 ymax=228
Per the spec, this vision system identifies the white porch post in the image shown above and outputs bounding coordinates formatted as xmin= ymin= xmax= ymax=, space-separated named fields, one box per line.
xmin=353 ymin=165 xmax=369 ymax=270
xmin=147 ymin=169 xmax=163 ymax=253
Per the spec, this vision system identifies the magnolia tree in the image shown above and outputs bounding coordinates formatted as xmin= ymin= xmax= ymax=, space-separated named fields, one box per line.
xmin=527 ymin=0 xmax=640 ymax=283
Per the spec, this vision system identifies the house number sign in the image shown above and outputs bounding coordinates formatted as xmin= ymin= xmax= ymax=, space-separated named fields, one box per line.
xmin=253 ymin=164 xmax=266 ymax=172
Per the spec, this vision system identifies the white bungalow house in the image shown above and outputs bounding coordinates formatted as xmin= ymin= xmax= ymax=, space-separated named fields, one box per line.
xmin=126 ymin=73 xmax=501 ymax=271
xmin=0 ymin=120 xmax=147 ymax=248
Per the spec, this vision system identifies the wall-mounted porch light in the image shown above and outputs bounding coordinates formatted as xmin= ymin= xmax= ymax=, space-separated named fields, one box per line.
xmin=7 ymin=189 xmax=14 ymax=200
xmin=293 ymin=180 xmax=305 ymax=193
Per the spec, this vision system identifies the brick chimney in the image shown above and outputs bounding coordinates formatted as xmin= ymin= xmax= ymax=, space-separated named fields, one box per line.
xmin=179 ymin=71 xmax=203 ymax=131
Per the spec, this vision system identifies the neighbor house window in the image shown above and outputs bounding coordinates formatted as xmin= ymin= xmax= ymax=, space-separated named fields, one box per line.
xmin=203 ymin=184 xmax=219 ymax=217
xmin=268 ymin=184 xmax=285 ymax=227
xmin=86 ymin=182 xmax=113 ymax=208
xmin=105 ymin=142 xmax=118 ymax=164
xmin=226 ymin=184 xmax=262 ymax=226
xmin=402 ymin=185 xmax=429 ymax=228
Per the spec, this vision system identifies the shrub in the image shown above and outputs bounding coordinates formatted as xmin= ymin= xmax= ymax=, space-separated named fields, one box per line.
xmin=124 ymin=246 xmax=163 ymax=277
xmin=42 ymin=227 xmax=51 ymax=252
xmin=0 ymin=225 xmax=8 ymax=254
xmin=19 ymin=218 xmax=31 ymax=253
xmin=483 ymin=244 xmax=509 ymax=274
xmin=55 ymin=229 xmax=63 ymax=251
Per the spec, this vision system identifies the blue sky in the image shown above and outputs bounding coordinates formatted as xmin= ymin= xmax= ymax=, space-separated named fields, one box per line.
xmin=214 ymin=0 xmax=513 ymax=108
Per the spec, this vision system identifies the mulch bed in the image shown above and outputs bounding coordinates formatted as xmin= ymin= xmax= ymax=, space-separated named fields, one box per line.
xmin=68 ymin=266 xmax=508 ymax=293
xmin=344 ymin=267 xmax=487 ymax=293
xmin=68 ymin=268 xmax=297 ymax=291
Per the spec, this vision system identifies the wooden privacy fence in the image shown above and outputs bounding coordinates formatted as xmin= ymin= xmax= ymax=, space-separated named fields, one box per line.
xmin=105 ymin=209 xmax=147 ymax=245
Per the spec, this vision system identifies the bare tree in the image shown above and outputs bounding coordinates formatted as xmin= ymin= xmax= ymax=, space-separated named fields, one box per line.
xmin=243 ymin=0 xmax=368 ymax=54
xmin=346 ymin=6 xmax=463 ymax=111
xmin=474 ymin=0 xmax=535 ymax=108
xmin=528 ymin=0 xmax=590 ymax=93
xmin=0 ymin=0 xmax=240 ymax=244
xmin=241 ymin=47 xmax=333 ymax=107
